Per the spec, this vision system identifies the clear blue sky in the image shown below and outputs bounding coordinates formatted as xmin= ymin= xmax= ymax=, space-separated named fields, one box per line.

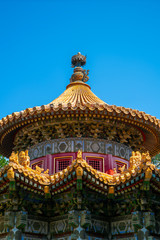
xmin=0 ymin=0 xmax=160 ymax=119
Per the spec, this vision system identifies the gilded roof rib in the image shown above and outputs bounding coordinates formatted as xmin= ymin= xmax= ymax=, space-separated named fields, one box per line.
xmin=50 ymin=82 xmax=106 ymax=109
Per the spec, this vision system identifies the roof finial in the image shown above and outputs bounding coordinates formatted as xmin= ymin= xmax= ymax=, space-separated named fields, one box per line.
xmin=70 ymin=52 xmax=89 ymax=83
xmin=71 ymin=52 xmax=86 ymax=68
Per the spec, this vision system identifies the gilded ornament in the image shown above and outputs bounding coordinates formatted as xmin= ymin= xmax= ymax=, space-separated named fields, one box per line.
xmin=95 ymin=173 xmax=99 ymax=179
xmin=149 ymin=163 xmax=155 ymax=170
xmin=66 ymin=166 xmax=70 ymax=171
xmin=35 ymin=165 xmax=44 ymax=174
xmin=18 ymin=150 xmax=30 ymax=168
xmin=86 ymin=166 xmax=91 ymax=172
xmin=135 ymin=151 xmax=142 ymax=165
xmin=108 ymin=186 xmax=114 ymax=194
xmin=91 ymin=169 xmax=96 ymax=175
xmin=29 ymin=172 xmax=34 ymax=179
xmin=115 ymin=176 xmax=120 ymax=184
xmin=141 ymin=151 xmax=151 ymax=164
xmin=40 ymin=175 xmax=49 ymax=183
xmin=59 ymin=171 xmax=64 ymax=180
xmin=7 ymin=167 xmax=14 ymax=180
xmin=81 ymin=162 xmax=86 ymax=168
xmin=18 ymin=165 xmax=23 ymax=173
xmin=103 ymin=179 xmax=108 ymax=184
xmin=113 ymin=168 xmax=117 ymax=174
xmin=44 ymin=169 xmax=49 ymax=174
xmin=125 ymin=172 xmax=131 ymax=180
xmin=120 ymin=174 xmax=126 ymax=183
xmin=69 ymin=166 xmax=73 ymax=172
xmin=129 ymin=151 xmax=137 ymax=169
xmin=44 ymin=186 xmax=50 ymax=194
xmin=77 ymin=150 xmax=82 ymax=159
xmin=99 ymin=177 xmax=103 ymax=182
xmin=145 ymin=168 xmax=152 ymax=180
xmin=145 ymin=151 xmax=151 ymax=163
xmin=23 ymin=169 xmax=29 ymax=177
xmin=119 ymin=164 xmax=126 ymax=173
xmin=9 ymin=152 xmax=18 ymax=164
xmin=76 ymin=166 xmax=83 ymax=179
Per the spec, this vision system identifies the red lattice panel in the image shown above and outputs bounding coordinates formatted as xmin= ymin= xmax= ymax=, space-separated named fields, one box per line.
xmin=58 ymin=160 xmax=70 ymax=171
xmin=55 ymin=157 xmax=72 ymax=172
xmin=86 ymin=157 xmax=103 ymax=171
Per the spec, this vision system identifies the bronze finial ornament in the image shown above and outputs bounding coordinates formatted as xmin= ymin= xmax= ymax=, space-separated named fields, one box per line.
xmin=70 ymin=52 xmax=89 ymax=83
xmin=71 ymin=52 xmax=86 ymax=67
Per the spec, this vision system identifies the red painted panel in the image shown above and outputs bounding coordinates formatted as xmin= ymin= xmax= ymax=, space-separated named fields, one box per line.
xmin=46 ymin=154 xmax=52 ymax=175
xmin=86 ymin=156 xmax=103 ymax=171
xmin=105 ymin=154 xmax=116 ymax=172
xmin=51 ymin=153 xmax=77 ymax=174
xmin=55 ymin=157 xmax=72 ymax=172
xmin=30 ymin=152 xmax=130 ymax=174
xmin=83 ymin=153 xmax=116 ymax=172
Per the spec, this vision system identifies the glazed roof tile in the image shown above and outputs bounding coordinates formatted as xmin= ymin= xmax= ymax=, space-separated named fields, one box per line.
xmin=0 ymin=82 xmax=159 ymax=128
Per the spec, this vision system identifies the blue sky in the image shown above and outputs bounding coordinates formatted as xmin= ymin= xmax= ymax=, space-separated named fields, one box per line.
xmin=0 ymin=0 xmax=160 ymax=119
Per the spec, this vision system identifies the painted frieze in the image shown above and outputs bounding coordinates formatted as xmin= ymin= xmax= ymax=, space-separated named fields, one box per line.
xmin=28 ymin=138 xmax=132 ymax=161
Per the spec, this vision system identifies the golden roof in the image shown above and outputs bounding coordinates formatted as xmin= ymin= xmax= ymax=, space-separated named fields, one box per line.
xmin=50 ymin=81 xmax=106 ymax=109
xmin=0 ymin=52 xmax=160 ymax=157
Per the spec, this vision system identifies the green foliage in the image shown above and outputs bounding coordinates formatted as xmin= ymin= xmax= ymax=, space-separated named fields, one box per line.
xmin=152 ymin=153 xmax=160 ymax=168
xmin=153 ymin=153 xmax=160 ymax=161
xmin=0 ymin=155 xmax=8 ymax=168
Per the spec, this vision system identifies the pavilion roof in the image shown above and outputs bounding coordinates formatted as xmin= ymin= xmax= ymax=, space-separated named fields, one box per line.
xmin=0 ymin=81 xmax=160 ymax=157
xmin=0 ymin=53 xmax=160 ymax=157
xmin=1 ymin=150 xmax=160 ymax=198
xmin=0 ymin=82 xmax=159 ymax=129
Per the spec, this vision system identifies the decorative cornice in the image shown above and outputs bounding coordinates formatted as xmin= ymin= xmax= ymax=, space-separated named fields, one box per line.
xmin=13 ymin=120 xmax=142 ymax=154
xmin=0 ymin=103 xmax=160 ymax=157
xmin=28 ymin=138 xmax=132 ymax=161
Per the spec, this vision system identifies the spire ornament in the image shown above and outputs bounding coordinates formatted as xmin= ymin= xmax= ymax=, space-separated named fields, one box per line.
xmin=71 ymin=52 xmax=86 ymax=67
xmin=70 ymin=52 xmax=89 ymax=83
